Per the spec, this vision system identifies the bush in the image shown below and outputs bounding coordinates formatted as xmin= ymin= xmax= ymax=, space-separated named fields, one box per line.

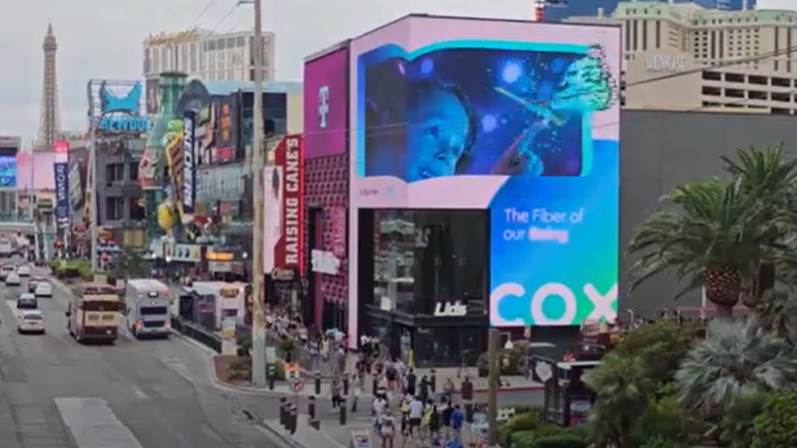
xmin=640 ymin=435 xmax=687 ymax=448
xmin=752 ymin=389 xmax=797 ymax=448
xmin=632 ymin=394 xmax=697 ymax=445
xmin=511 ymin=430 xmax=537 ymax=448
xmin=721 ymin=391 xmax=768 ymax=448
xmin=614 ymin=319 xmax=700 ymax=384
xmin=532 ymin=434 xmax=587 ymax=448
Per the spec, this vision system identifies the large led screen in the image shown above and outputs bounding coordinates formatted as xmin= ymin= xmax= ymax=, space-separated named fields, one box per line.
xmin=0 ymin=156 xmax=17 ymax=187
xmin=349 ymin=16 xmax=620 ymax=333
xmin=304 ymin=47 xmax=348 ymax=159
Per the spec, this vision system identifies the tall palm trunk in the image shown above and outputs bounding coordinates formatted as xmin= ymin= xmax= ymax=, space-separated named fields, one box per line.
xmin=619 ymin=418 xmax=633 ymax=448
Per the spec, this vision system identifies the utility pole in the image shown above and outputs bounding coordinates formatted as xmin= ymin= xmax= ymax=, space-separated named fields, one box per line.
xmin=249 ymin=0 xmax=267 ymax=388
xmin=88 ymin=128 xmax=98 ymax=272
xmin=487 ymin=328 xmax=499 ymax=446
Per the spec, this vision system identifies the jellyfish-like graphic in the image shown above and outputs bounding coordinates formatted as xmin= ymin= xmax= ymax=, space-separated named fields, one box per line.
xmin=552 ymin=44 xmax=617 ymax=112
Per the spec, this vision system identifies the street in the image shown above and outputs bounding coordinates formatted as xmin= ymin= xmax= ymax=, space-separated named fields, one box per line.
xmin=0 ymin=265 xmax=289 ymax=448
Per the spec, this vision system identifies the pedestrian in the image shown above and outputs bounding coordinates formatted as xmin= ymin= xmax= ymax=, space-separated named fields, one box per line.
xmin=379 ymin=410 xmax=396 ymax=448
xmin=408 ymin=395 xmax=423 ymax=436
xmin=449 ymin=404 xmax=464 ymax=444
xmin=351 ymin=374 xmax=362 ymax=413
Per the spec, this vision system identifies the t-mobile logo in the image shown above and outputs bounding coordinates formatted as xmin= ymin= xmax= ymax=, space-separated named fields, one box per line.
xmin=318 ymin=86 xmax=329 ymax=128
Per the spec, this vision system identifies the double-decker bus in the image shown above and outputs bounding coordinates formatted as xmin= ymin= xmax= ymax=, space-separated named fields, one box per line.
xmin=125 ymin=279 xmax=171 ymax=338
xmin=65 ymin=283 xmax=124 ymax=343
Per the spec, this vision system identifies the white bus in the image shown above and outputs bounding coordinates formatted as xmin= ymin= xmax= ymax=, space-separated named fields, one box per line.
xmin=124 ymin=279 xmax=171 ymax=339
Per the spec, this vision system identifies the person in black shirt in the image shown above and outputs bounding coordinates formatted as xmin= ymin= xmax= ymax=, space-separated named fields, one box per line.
xmin=405 ymin=369 xmax=417 ymax=396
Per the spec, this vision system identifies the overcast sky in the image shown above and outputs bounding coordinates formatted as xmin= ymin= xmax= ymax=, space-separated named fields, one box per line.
xmin=0 ymin=0 xmax=793 ymax=144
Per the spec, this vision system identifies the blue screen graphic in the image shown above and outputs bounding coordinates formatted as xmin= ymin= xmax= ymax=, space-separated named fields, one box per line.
xmin=0 ymin=156 xmax=17 ymax=187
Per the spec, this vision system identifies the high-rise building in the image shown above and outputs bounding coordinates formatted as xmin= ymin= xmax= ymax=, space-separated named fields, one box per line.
xmin=542 ymin=0 xmax=756 ymax=22
xmin=142 ymin=29 xmax=276 ymax=82
xmin=566 ymin=3 xmax=797 ymax=113
xmin=36 ymin=24 xmax=61 ymax=150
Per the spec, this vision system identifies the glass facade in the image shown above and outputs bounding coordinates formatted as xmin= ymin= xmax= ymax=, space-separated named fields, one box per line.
xmin=365 ymin=209 xmax=488 ymax=316
xmin=357 ymin=209 xmax=490 ymax=366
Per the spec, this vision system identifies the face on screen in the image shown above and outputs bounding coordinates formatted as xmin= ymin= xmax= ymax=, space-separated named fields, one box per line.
xmin=405 ymin=84 xmax=470 ymax=182
xmin=360 ymin=46 xmax=614 ymax=182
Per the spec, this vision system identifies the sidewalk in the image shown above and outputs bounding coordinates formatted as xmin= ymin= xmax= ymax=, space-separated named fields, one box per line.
xmin=267 ymin=412 xmax=480 ymax=448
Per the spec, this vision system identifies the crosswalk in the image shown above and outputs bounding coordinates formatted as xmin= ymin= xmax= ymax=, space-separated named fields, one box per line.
xmin=54 ymin=397 xmax=144 ymax=448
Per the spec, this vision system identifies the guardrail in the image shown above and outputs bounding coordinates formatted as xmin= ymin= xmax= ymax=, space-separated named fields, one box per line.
xmin=171 ymin=317 xmax=222 ymax=353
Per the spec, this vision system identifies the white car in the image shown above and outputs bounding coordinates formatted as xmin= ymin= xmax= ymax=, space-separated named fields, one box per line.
xmin=17 ymin=310 xmax=45 ymax=334
xmin=16 ymin=265 xmax=30 ymax=277
xmin=34 ymin=282 xmax=52 ymax=298
xmin=5 ymin=272 xmax=21 ymax=286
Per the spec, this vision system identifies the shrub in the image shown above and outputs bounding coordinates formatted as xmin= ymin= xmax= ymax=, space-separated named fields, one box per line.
xmin=632 ymin=394 xmax=696 ymax=444
xmin=532 ymin=434 xmax=587 ymax=448
xmin=640 ymin=435 xmax=687 ymax=448
xmin=614 ymin=319 xmax=700 ymax=384
xmin=752 ymin=389 xmax=797 ymax=448
xmin=721 ymin=391 xmax=768 ymax=448
xmin=511 ymin=430 xmax=537 ymax=448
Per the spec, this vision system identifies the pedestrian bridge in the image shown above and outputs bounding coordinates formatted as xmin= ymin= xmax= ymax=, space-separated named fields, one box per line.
xmin=0 ymin=214 xmax=38 ymax=235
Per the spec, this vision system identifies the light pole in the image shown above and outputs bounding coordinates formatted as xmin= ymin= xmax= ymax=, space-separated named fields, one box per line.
xmin=239 ymin=0 xmax=267 ymax=387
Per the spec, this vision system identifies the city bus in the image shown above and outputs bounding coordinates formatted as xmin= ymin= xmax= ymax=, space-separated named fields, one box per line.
xmin=65 ymin=283 xmax=125 ymax=344
xmin=125 ymin=279 xmax=171 ymax=339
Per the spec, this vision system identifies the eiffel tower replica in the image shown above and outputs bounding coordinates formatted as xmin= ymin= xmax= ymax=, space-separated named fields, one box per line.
xmin=36 ymin=23 xmax=61 ymax=150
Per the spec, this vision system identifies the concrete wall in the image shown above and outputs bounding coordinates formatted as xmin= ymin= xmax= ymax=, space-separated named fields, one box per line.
xmin=619 ymin=110 xmax=797 ymax=316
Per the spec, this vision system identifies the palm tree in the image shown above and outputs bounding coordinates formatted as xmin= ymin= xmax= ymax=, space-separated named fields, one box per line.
xmin=584 ymin=353 xmax=654 ymax=448
xmin=675 ymin=319 xmax=797 ymax=414
xmin=627 ymin=179 xmax=776 ymax=317
xmin=722 ymin=144 xmax=797 ymax=306
xmin=755 ymin=290 xmax=797 ymax=337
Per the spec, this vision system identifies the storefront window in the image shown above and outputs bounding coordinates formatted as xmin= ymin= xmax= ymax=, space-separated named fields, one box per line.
xmin=413 ymin=325 xmax=485 ymax=367
xmin=368 ymin=209 xmax=488 ymax=316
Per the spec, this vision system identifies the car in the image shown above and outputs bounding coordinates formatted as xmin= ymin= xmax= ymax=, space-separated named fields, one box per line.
xmin=17 ymin=310 xmax=45 ymax=334
xmin=16 ymin=294 xmax=37 ymax=310
xmin=16 ymin=265 xmax=30 ymax=277
xmin=34 ymin=282 xmax=52 ymax=298
xmin=0 ymin=265 xmax=14 ymax=280
xmin=5 ymin=272 xmax=21 ymax=286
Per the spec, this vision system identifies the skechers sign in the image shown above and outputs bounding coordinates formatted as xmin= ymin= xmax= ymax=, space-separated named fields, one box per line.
xmin=182 ymin=111 xmax=196 ymax=217
xmin=96 ymin=81 xmax=151 ymax=133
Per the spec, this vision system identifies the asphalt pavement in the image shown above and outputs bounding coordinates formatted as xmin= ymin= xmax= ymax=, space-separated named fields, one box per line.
xmin=0 ymin=261 xmax=292 ymax=448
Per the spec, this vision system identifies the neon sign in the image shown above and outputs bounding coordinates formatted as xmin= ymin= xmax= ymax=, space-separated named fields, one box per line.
xmin=97 ymin=81 xmax=152 ymax=133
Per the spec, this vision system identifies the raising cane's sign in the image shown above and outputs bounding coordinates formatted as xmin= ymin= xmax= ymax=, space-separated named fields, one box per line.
xmin=267 ymin=134 xmax=304 ymax=276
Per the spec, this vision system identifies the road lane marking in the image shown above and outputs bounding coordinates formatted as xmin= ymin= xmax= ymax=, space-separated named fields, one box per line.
xmin=54 ymin=397 xmax=143 ymax=448
xmin=131 ymin=386 xmax=149 ymax=400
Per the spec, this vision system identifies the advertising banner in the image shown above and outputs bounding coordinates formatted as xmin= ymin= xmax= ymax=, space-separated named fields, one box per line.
xmin=348 ymin=16 xmax=620 ymax=332
xmin=212 ymin=95 xmax=238 ymax=164
xmin=181 ymin=110 xmax=197 ymax=223
xmin=263 ymin=135 xmax=305 ymax=276
xmin=54 ymin=162 xmax=69 ymax=223
xmin=303 ymin=48 xmax=348 ymax=159
xmin=87 ymin=80 xmax=151 ymax=134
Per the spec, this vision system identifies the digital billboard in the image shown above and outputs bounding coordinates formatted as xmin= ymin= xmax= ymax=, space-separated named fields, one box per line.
xmin=212 ymin=95 xmax=238 ymax=164
xmin=87 ymin=80 xmax=151 ymax=134
xmin=304 ymin=47 xmax=348 ymax=159
xmin=0 ymin=156 xmax=16 ymax=187
xmin=348 ymin=16 xmax=620 ymax=334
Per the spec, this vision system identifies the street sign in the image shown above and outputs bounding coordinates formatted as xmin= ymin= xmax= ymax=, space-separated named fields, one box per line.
xmin=290 ymin=378 xmax=304 ymax=392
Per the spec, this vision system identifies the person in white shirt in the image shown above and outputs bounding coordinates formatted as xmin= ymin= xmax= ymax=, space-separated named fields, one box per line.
xmin=408 ymin=397 xmax=423 ymax=435
xmin=379 ymin=410 xmax=396 ymax=448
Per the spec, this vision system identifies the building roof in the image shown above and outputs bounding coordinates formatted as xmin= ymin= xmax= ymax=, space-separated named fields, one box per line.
xmin=201 ymin=80 xmax=302 ymax=96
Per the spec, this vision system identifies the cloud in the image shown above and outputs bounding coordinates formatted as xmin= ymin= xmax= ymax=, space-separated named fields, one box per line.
xmin=0 ymin=0 xmax=532 ymax=143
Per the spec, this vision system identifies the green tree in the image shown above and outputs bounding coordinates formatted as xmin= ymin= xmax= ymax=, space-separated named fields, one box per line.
xmin=720 ymin=390 xmax=768 ymax=448
xmin=752 ymin=389 xmax=797 ymax=448
xmin=584 ymin=353 xmax=654 ymax=448
xmin=114 ymin=248 xmax=147 ymax=279
xmin=755 ymin=290 xmax=797 ymax=337
xmin=613 ymin=319 xmax=699 ymax=384
xmin=675 ymin=320 xmax=796 ymax=414
xmin=722 ymin=144 xmax=797 ymax=306
xmin=627 ymin=179 xmax=783 ymax=317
